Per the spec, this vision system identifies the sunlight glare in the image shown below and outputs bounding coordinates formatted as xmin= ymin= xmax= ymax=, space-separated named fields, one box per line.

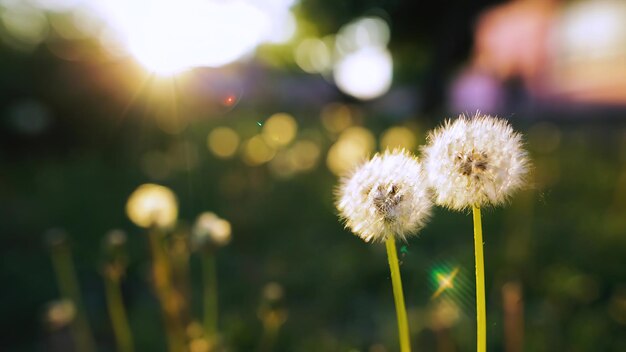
xmin=85 ymin=0 xmax=296 ymax=75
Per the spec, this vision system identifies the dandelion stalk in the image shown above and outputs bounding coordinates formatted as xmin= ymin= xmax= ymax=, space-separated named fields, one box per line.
xmin=257 ymin=282 xmax=286 ymax=352
xmin=385 ymin=237 xmax=411 ymax=352
xmin=422 ymin=114 xmax=530 ymax=352
xmin=125 ymin=184 xmax=184 ymax=351
xmin=472 ymin=205 xmax=486 ymax=352
xmin=50 ymin=240 xmax=96 ymax=352
xmin=257 ymin=311 xmax=286 ymax=352
xmin=202 ymin=253 xmax=218 ymax=338
xmin=148 ymin=228 xmax=186 ymax=352
xmin=257 ymin=324 xmax=279 ymax=352
xmin=335 ymin=149 xmax=432 ymax=352
xmin=191 ymin=212 xmax=232 ymax=341
xmin=104 ymin=269 xmax=134 ymax=352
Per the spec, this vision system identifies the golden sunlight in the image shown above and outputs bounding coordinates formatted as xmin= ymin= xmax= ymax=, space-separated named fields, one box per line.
xmin=88 ymin=0 xmax=297 ymax=75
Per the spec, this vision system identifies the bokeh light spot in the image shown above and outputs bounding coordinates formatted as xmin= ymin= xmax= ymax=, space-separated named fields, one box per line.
xmin=321 ymin=103 xmax=354 ymax=134
xmin=294 ymin=37 xmax=332 ymax=74
xmin=380 ymin=126 xmax=417 ymax=151
xmin=208 ymin=127 xmax=240 ymax=159
xmin=243 ymin=135 xmax=276 ymax=165
xmin=291 ymin=140 xmax=321 ymax=171
xmin=262 ymin=113 xmax=298 ymax=148
xmin=334 ymin=46 xmax=393 ymax=100
xmin=326 ymin=127 xmax=375 ymax=176
xmin=1 ymin=3 xmax=49 ymax=51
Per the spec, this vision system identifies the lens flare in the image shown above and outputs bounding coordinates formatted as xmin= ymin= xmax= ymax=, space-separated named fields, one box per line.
xmin=431 ymin=267 xmax=460 ymax=299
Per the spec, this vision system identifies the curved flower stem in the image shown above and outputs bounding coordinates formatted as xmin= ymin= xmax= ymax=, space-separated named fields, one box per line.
xmin=473 ymin=205 xmax=487 ymax=352
xmin=385 ymin=237 xmax=411 ymax=352
xmin=203 ymin=254 xmax=218 ymax=339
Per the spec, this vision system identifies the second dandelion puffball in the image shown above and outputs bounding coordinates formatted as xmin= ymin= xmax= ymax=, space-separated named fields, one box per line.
xmin=422 ymin=113 xmax=529 ymax=210
xmin=192 ymin=212 xmax=232 ymax=251
xmin=336 ymin=149 xmax=432 ymax=242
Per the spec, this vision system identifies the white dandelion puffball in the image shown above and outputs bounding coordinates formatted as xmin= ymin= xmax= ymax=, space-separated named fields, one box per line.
xmin=126 ymin=184 xmax=178 ymax=229
xmin=422 ymin=113 xmax=529 ymax=210
xmin=192 ymin=212 xmax=232 ymax=250
xmin=336 ymin=149 xmax=432 ymax=242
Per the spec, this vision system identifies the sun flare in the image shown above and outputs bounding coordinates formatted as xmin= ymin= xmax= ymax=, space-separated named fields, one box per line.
xmin=89 ymin=0 xmax=296 ymax=75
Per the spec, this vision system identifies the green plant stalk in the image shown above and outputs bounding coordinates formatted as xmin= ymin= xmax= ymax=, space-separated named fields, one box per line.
xmin=473 ymin=205 xmax=487 ymax=352
xmin=104 ymin=273 xmax=134 ymax=352
xmin=148 ymin=229 xmax=186 ymax=352
xmin=203 ymin=254 xmax=218 ymax=338
xmin=257 ymin=320 xmax=280 ymax=352
xmin=50 ymin=244 xmax=96 ymax=352
xmin=385 ymin=237 xmax=411 ymax=352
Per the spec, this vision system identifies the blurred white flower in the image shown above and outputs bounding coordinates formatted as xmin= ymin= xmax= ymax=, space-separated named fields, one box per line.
xmin=336 ymin=149 xmax=432 ymax=242
xmin=192 ymin=212 xmax=231 ymax=250
xmin=126 ymin=183 xmax=178 ymax=229
xmin=105 ymin=229 xmax=127 ymax=247
xmin=422 ymin=113 xmax=529 ymax=210
xmin=45 ymin=299 xmax=76 ymax=330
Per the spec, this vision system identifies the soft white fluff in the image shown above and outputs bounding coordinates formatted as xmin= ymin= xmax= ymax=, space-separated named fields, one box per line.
xmin=422 ymin=113 xmax=529 ymax=210
xmin=192 ymin=212 xmax=231 ymax=250
xmin=336 ymin=149 xmax=432 ymax=242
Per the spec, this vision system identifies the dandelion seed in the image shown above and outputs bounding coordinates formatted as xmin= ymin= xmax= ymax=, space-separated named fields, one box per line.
xmin=422 ymin=113 xmax=529 ymax=210
xmin=336 ymin=148 xmax=432 ymax=243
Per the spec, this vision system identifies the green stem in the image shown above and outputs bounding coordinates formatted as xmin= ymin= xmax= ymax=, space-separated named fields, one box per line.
xmin=257 ymin=321 xmax=279 ymax=352
xmin=104 ymin=273 xmax=134 ymax=352
xmin=148 ymin=229 xmax=186 ymax=352
xmin=50 ymin=244 xmax=96 ymax=352
xmin=473 ymin=205 xmax=487 ymax=352
xmin=385 ymin=237 xmax=411 ymax=352
xmin=203 ymin=254 xmax=218 ymax=338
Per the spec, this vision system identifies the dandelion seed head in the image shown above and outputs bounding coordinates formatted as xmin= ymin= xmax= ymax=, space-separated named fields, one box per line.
xmin=336 ymin=149 xmax=432 ymax=242
xmin=191 ymin=212 xmax=231 ymax=251
xmin=45 ymin=299 xmax=76 ymax=329
xmin=422 ymin=113 xmax=529 ymax=210
xmin=105 ymin=229 xmax=127 ymax=247
xmin=126 ymin=183 xmax=178 ymax=229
